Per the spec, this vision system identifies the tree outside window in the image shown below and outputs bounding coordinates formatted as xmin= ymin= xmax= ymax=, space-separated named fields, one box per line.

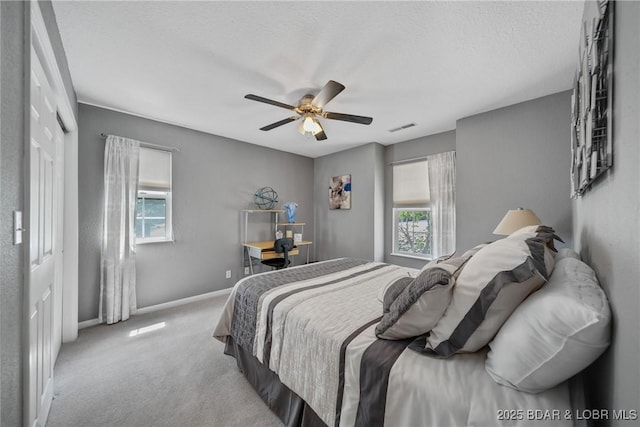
xmin=393 ymin=208 xmax=432 ymax=258
xmin=136 ymin=195 xmax=167 ymax=239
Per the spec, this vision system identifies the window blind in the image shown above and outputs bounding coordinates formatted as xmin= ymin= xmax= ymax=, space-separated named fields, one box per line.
xmin=138 ymin=147 xmax=172 ymax=191
xmin=393 ymin=160 xmax=430 ymax=205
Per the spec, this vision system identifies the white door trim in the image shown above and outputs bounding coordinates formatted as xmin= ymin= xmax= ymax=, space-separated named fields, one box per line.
xmin=30 ymin=2 xmax=75 ymax=130
xmin=29 ymin=0 xmax=78 ymax=345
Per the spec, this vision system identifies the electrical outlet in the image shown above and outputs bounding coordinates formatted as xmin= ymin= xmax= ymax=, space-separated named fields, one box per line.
xmin=244 ymin=267 xmax=250 ymax=275
xmin=225 ymin=270 xmax=231 ymax=279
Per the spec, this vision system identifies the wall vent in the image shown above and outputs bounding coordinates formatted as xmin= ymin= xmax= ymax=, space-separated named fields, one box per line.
xmin=388 ymin=123 xmax=416 ymax=133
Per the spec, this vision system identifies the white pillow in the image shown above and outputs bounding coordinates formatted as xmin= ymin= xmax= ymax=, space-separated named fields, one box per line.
xmin=555 ymin=247 xmax=581 ymax=261
xmin=508 ymin=224 xmax=542 ymax=237
xmin=485 ymin=256 xmax=611 ymax=393
xmin=421 ymin=228 xmax=555 ymax=356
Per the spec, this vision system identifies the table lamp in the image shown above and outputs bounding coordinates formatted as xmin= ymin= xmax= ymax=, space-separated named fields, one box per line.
xmin=493 ymin=208 xmax=541 ymax=235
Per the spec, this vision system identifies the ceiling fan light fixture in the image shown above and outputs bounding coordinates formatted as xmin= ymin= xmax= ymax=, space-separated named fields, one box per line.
xmin=303 ymin=115 xmax=322 ymax=135
xmin=302 ymin=115 xmax=314 ymax=132
xmin=302 ymin=115 xmax=315 ymax=131
xmin=245 ymin=80 xmax=373 ymax=141
xmin=311 ymin=120 xmax=322 ymax=135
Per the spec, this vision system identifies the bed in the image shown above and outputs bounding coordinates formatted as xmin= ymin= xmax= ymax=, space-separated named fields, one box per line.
xmin=214 ymin=235 xmax=613 ymax=427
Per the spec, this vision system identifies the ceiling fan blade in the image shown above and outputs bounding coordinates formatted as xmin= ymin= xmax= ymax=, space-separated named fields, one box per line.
xmin=311 ymin=80 xmax=345 ymax=109
xmin=259 ymin=116 xmax=299 ymax=131
xmin=324 ymin=111 xmax=373 ymax=125
xmin=245 ymin=94 xmax=296 ymax=110
xmin=314 ymin=130 xmax=327 ymax=141
xmin=313 ymin=120 xmax=327 ymax=141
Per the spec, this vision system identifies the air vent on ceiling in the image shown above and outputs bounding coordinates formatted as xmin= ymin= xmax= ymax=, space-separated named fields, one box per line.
xmin=388 ymin=123 xmax=416 ymax=133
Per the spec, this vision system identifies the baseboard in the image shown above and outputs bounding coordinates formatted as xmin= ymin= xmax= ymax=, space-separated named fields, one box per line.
xmin=136 ymin=288 xmax=232 ymax=315
xmin=78 ymin=318 xmax=101 ymax=330
xmin=78 ymin=288 xmax=232 ymax=330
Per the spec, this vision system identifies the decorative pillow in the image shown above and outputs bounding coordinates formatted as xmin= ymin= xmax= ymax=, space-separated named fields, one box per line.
xmin=485 ymin=256 xmax=611 ymax=393
xmin=458 ymin=242 xmax=490 ymax=258
xmin=375 ymin=250 xmax=478 ymax=340
xmin=418 ymin=253 xmax=455 ymax=272
xmin=510 ymin=224 xmax=564 ymax=251
xmin=509 ymin=224 xmax=546 ymax=238
xmin=378 ymin=275 xmax=413 ymax=307
xmin=414 ymin=226 xmax=557 ymax=357
xmin=376 ymin=246 xmax=485 ymax=304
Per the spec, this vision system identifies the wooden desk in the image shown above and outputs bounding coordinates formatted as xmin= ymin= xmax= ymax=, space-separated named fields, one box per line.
xmin=242 ymin=240 xmax=313 ymax=273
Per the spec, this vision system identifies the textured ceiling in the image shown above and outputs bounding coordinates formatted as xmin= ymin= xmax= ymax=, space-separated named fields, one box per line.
xmin=52 ymin=1 xmax=584 ymax=158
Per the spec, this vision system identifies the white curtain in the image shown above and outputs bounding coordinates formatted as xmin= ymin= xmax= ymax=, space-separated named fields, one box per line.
xmin=428 ymin=151 xmax=456 ymax=258
xmin=100 ymin=135 xmax=140 ymax=324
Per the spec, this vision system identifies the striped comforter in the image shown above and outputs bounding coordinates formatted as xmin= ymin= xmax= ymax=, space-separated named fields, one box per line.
xmin=214 ymin=258 xmax=572 ymax=427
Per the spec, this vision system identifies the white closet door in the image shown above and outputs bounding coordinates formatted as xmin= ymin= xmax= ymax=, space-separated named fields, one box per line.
xmin=26 ymin=43 xmax=59 ymax=427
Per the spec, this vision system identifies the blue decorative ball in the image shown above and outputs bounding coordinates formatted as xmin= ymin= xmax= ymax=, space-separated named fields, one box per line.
xmin=254 ymin=187 xmax=278 ymax=210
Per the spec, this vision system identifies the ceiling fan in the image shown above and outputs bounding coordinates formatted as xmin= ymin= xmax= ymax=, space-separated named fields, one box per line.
xmin=244 ymin=80 xmax=373 ymax=141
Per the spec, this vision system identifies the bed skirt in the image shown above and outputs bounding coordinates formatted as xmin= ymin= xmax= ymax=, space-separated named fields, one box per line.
xmin=225 ymin=336 xmax=327 ymax=427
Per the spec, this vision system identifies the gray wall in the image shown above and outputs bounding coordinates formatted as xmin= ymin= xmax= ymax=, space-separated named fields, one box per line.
xmin=313 ymin=143 xmax=385 ymax=261
xmin=384 ymin=130 xmax=457 ymax=269
xmin=1 ymin=3 xmax=27 ymax=424
xmin=77 ymin=104 xmax=314 ymax=322
xmin=316 ymin=91 xmax=573 ymax=269
xmin=456 ymin=91 xmax=573 ymax=252
xmin=573 ymin=1 xmax=640 ymax=423
xmin=1 ymin=1 xmax=76 ymax=424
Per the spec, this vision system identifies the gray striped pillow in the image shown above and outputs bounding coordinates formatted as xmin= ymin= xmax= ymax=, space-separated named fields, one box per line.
xmin=414 ymin=226 xmax=557 ymax=357
xmin=375 ymin=248 xmax=481 ymax=340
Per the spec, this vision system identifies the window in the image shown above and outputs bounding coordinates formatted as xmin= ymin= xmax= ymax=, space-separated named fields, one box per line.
xmin=393 ymin=208 xmax=432 ymax=258
xmin=136 ymin=192 xmax=171 ymax=241
xmin=136 ymin=147 xmax=173 ymax=243
xmin=391 ymin=160 xmax=432 ymax=259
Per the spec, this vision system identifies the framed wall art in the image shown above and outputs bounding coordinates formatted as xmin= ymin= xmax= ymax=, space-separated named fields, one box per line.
xmin=570 ymin=0 xmax=613 ymax=198
xmin=329 ymin=174 xmax=351 ymax=210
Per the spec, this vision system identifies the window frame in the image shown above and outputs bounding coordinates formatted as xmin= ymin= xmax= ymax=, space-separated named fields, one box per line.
xmin=391 ymin=207 xmax=433 ymax=260
xmin=135 ymin=146 xmax=173 ymax=244
xmin=136 ymin=190 xmax=173 ymax=244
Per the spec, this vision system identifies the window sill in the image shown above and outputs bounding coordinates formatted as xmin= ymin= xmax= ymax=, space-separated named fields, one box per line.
xmin=390 ymin=252 xmax=433 ymax=261
xmin=136 ymin=239 xmax=175 ymax=245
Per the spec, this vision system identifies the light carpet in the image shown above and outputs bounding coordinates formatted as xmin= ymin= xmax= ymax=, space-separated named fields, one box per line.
xmin=46 ymin=294 xmax=283 ymax=427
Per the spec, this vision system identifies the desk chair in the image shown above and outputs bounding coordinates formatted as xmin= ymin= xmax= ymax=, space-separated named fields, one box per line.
xmin=261 ymin=238 xmax=294 ymax=270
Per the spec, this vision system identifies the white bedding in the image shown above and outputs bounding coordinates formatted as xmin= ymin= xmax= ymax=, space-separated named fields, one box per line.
xmin=215 ymin=259 xmax=573 ymax=427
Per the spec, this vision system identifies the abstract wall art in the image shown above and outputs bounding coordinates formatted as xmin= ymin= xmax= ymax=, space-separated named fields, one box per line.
xmin=329 ymin=174 xmax=351 ymax=210
xmin=571 ymin=0 xmax=613 ymax=197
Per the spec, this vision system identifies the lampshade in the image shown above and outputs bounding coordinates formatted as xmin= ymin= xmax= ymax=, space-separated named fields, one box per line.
xmin=302 ymin=115 xmax=315 ymax=132
xmin=302 ymin=115 xmax=322 ymax=134
xmin=493 ymin=208 xmax=541 ymax=235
